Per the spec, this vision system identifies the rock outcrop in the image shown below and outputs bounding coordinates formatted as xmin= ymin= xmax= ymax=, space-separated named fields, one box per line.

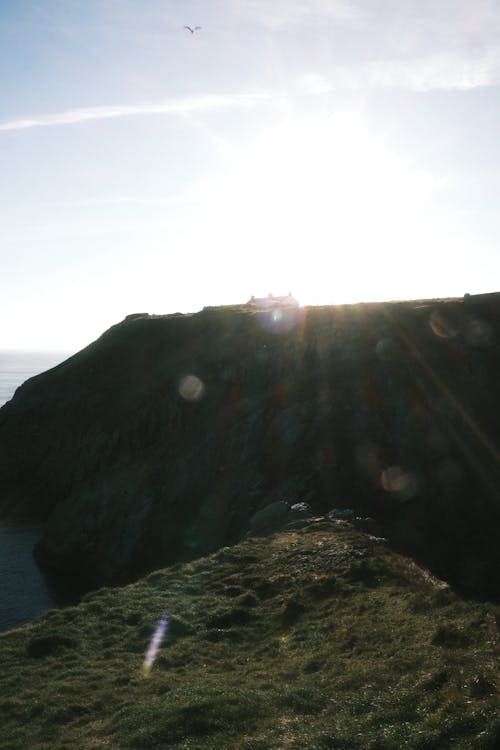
xmin=1 ymin=300 xmax=500 ymax=596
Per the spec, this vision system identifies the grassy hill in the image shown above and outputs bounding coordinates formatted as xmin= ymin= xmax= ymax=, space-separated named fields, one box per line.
xmin=1 ymin=520 xmax=498 ymax=749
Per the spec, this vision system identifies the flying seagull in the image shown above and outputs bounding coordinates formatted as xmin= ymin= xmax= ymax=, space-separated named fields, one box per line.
xmin=184 ymin=25 xmax=201 ymax=34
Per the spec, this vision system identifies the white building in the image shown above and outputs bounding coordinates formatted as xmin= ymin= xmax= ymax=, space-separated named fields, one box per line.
xmin=246 ymin=292 xmax=299 ymax=309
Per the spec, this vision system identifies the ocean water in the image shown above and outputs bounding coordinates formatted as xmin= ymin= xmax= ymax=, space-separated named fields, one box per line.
xmin=0 ymin=522 xmax=76 ymax=632
xmin=0 ymin=350 xmax=74 ymax=631
xmin=0 ymin=349 xmax=71 ymax=407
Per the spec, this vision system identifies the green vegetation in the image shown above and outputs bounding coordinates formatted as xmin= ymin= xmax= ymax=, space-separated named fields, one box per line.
xmin=0 ymin=522 xmax=498 ymax=749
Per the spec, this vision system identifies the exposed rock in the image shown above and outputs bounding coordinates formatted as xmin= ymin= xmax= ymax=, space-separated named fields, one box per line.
xmin=327 ymin=508 xmax=355 ymax=521
xmin=289 ymin=502 xmax=313 ymax=519
xmin=248 ymin=501 xmax=291 ymax=536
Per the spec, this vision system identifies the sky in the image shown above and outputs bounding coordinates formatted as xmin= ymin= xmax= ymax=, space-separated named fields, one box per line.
xmin=1 ymin=0 xmax=500 ymax=350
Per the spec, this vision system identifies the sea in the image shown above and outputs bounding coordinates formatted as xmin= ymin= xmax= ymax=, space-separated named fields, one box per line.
xmin=0 ymin=350 xmax=75 ymax=632
xmin=0 ymin=349 xmax=72 ymax=408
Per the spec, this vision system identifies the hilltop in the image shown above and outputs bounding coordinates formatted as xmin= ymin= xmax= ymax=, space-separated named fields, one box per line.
xmin=1 ymin=295 xmax=500 ymax=597
xmin=0 ymin=521 xmax=498 ymax=749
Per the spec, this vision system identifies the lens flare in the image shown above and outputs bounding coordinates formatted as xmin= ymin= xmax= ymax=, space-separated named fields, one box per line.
xmin=258 ymin=307 xmax=299 ymax=334
xmin=142 ymin=615 xmax=169 ymax=674
xmin=380 ymin=466 xmax=418 ymax=501
xmin=428 ymin=310 xmax=459 ymax=339
xmin=179 ymin=374 xmax=205 ymax=401
xmin=465 ymin=316 xmax=493 ymax=347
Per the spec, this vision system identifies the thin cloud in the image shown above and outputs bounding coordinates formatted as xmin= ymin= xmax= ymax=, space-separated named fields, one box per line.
xmin=362 ymin=53 xmax=500 ymax=92
xmin=0 ymin=92 xmax=270 ymax=132
xmin=300 ymin=52 xmax=500 ymax=93
xmin=65 ymin=195 xmax=188 ymax=207
xmin=230 ymin=0 xmax=364 ymax=28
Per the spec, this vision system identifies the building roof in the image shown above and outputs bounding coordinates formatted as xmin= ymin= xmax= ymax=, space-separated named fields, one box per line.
xmin=246 ymin=292 xmax=299 ymax=308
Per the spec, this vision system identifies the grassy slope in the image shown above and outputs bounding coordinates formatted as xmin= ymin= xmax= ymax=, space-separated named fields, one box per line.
xmin=1 ymin=521 xmax=498 ymax=750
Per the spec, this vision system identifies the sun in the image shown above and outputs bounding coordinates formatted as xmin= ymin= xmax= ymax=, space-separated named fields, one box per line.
xmin=178 ymin=111 xmax=445 ymax=308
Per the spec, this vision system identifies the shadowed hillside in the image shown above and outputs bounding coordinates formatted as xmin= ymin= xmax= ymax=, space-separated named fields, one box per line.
xmin=1 ymin=296 xmax=500 ymax=596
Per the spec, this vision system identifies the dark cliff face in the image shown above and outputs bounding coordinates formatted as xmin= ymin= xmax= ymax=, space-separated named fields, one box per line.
xmin=1 ymin=300 xmax=500 ymax=596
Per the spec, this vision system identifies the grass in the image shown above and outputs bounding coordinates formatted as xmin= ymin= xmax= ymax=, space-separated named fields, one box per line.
xmin=0 ymin=521 xmax=498 ymax=749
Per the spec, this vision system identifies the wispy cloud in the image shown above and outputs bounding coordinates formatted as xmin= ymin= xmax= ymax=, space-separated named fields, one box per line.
xmin=225 ymin=0 xmax=364 ymax=28
xmin=63 ymin=194 xmax=188 ymax=207
xmin=0 ymin=92 xmax=270 ymax=132
xmin=300 ymin=51 xmax=500 ymax=93
xmin=362 ymin=53 xmax=500 ymax=92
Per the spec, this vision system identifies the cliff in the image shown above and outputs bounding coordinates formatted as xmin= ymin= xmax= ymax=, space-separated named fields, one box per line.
xmin=1 ymin=298 xmax=500 ymax=595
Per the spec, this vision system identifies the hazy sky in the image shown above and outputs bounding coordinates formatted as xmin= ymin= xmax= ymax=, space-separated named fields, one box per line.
xmin=2 ymin=0 xmax=500 ymax=349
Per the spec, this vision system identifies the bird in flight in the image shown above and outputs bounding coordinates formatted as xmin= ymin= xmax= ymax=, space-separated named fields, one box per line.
xmin=184 ymin=25 xmax=201 ymax=34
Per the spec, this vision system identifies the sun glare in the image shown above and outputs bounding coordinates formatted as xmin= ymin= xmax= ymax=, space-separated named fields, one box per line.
xmin=178 ymin=111 xmax=446 ymax=307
